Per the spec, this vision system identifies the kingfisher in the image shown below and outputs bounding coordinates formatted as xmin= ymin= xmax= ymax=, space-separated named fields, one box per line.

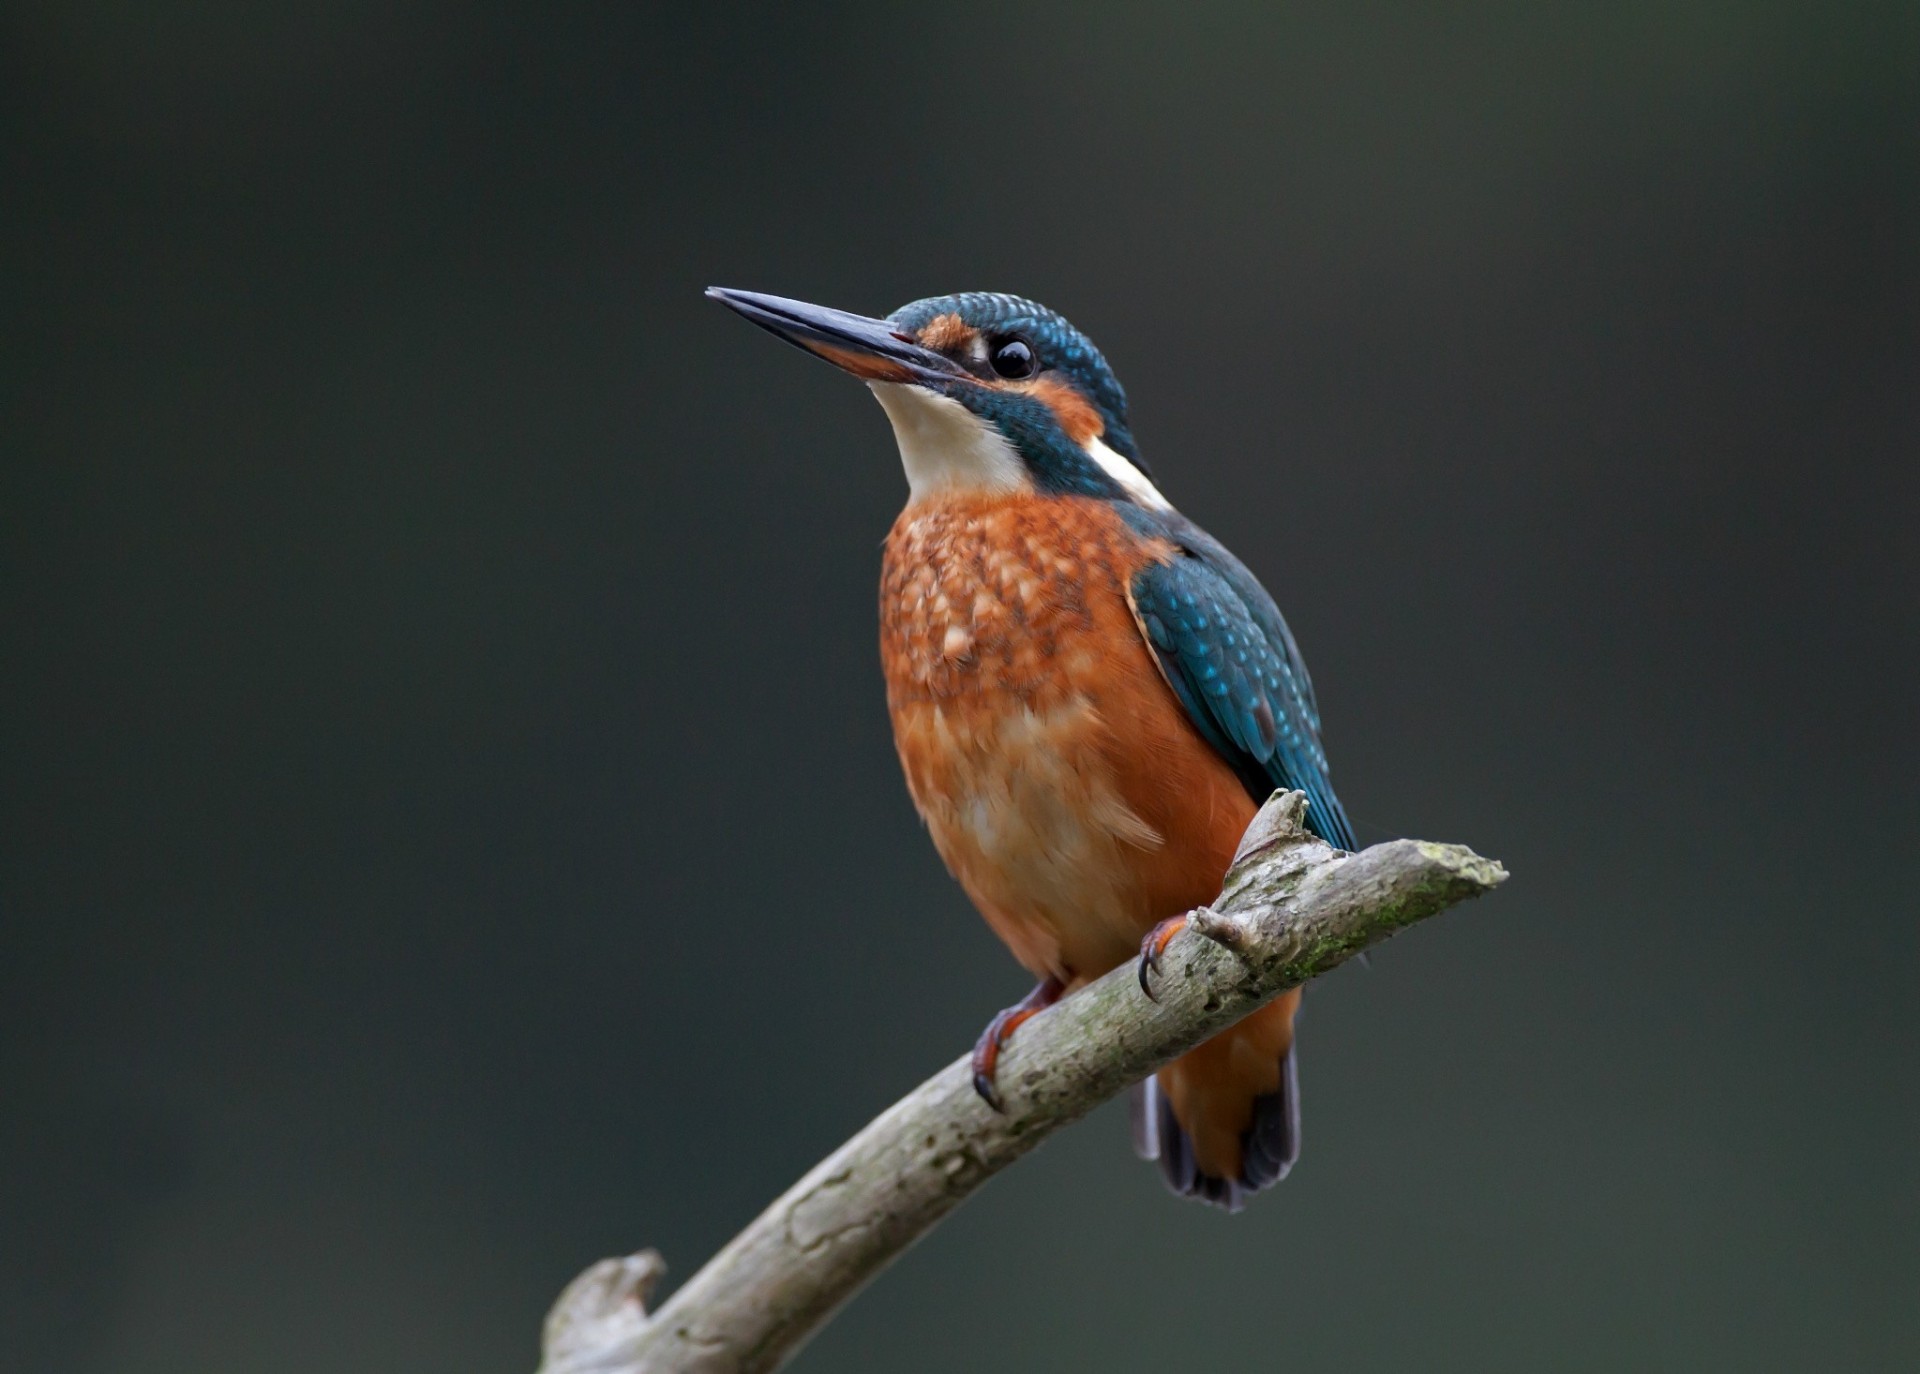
xmin=708 ymin=286 xmax=1356 ymax=1210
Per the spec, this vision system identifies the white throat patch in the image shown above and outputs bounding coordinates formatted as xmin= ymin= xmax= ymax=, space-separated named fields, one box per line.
xmin=869 ymin=382 xmax=1028 ymax=503
xmin=868 ymin=380 xmax=1171 ymax=511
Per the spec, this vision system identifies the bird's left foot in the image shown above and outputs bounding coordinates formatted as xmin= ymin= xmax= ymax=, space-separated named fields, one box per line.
xmin=970 ymin=976 xmax=1065 ymax=1113
xmin=1136 ymin=914 xmax=1190 ymax=1002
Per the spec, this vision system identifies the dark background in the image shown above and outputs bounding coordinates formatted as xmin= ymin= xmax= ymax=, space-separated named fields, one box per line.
xmin=4 ymin=4 xmax=1915 ymax=1371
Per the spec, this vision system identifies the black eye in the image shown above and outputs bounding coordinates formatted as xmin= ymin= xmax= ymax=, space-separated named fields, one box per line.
xmin=988 ymin=337 xmax=1037 ymax=379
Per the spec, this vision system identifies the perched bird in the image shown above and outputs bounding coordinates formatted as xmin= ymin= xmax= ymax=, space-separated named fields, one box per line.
xmin=708 ymin=287 xmax=1355 ymax=1210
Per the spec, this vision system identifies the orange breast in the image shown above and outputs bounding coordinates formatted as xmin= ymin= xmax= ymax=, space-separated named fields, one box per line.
xmin=879 ymin=492 xmax=1257 ymax=986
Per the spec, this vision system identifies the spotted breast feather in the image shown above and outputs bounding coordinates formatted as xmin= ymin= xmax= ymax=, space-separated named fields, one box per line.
xmin=879 ymin=490 xmax=1258 ymax=986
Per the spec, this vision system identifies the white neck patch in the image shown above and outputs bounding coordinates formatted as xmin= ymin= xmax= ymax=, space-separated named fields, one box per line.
xmin=869 ymin=382 xmax=1029 ymax=503
xmin=868 ymin=380 xmax=1170 ymax=511
xmin=1085 ymin=433 xmax=1171 ymax=510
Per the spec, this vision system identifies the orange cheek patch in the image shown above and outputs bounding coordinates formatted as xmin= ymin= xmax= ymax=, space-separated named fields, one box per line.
xmin=1016 ymin=376 xmax=1106 ymax=447
xmin=918 ymin=313 xmax=977 ymax=354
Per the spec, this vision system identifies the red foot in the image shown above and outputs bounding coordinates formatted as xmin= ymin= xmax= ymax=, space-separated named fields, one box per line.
xmin=970 ymin=976 xmax=1065 ymax=1113
xmin=1137 ymin=914 xmax=1190 ymax=1002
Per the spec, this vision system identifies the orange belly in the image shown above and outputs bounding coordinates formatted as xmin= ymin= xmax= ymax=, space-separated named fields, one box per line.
xmin=880 ymin=491 xmax=1256 ymax=983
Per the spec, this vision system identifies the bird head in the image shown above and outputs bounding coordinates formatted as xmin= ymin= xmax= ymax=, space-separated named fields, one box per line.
xmin=706 ymin=287 xmax=1167 ymax=509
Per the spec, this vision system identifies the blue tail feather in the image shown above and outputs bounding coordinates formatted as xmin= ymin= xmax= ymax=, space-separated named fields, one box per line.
xmin=1130 ymin=1045 xmax=1301 ymax=1212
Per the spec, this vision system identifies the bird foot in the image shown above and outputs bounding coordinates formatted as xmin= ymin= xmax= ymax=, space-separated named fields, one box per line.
xmin=970 ymin=976 xmax=1065 ymax=1113
xmin=1136 ymin=914 xmax=1192 ymax=1002
xmin=1137 ymin=907 xmax=1251 ymax=999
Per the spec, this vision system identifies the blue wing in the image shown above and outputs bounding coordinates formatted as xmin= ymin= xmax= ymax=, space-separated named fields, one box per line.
xmin=1122 ymin=509 xmax=1356 ymax=851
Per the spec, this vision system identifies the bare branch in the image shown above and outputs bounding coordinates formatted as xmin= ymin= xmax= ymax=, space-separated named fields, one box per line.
xmin=537 ymin=792 xmax=1506 ymax=1374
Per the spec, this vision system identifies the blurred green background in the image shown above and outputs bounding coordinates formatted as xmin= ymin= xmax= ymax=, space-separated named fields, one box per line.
xmin=4 ymin=4 xmax=1915 ymax=1371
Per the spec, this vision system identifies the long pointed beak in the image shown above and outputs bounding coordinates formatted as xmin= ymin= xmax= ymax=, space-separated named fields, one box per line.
xmin=705 ymin=287 xmax=963 ymax=385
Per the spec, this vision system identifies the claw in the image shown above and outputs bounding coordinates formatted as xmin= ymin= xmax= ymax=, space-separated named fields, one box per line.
xmin=971 ymin=1068 xmax=1004 ymax=1114
xmin=969 ymin=976 xmax=1064 ymax=1113
xmin=1136 ymin=914 xmax=1190 ymax=1003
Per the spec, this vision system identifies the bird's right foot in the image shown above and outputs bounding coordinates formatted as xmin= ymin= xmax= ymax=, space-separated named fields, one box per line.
xmin=970 ymin=976 xmax=1065 ymax=1113
xmin=1136 ymin=914 xmax=1190 ymax=1002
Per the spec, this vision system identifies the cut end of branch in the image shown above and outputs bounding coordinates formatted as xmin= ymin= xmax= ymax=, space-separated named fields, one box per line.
xmin=541 ymin=1249 xmax=666 ymax=1373
xmin=1397 ymin=842 xmax=1509 ymax=917
xmin=1227 ymin=790 xmax=1314 ymax=870
xmin=1185 ymin=905 xmax=1253 ymax=952
xmin=1414 ymin=841 xmax=1509 ymax=894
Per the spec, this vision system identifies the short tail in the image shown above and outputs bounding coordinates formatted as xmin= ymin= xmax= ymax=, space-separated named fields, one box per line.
xmin=1129 ymin=993 xmax=1301 ymax=1211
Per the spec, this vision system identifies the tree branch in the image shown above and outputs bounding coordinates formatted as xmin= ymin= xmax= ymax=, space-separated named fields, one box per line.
xmin=536 ymin=791 xmax=1506 ymax=1374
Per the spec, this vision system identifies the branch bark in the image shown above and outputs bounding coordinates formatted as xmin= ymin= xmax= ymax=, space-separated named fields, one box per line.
xmin=537 ymin=791 xmax=1506 ymax=1374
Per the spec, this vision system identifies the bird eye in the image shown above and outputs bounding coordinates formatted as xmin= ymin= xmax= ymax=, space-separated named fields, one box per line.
xmin=988 ymin=337 xmax=1037 ymax=379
